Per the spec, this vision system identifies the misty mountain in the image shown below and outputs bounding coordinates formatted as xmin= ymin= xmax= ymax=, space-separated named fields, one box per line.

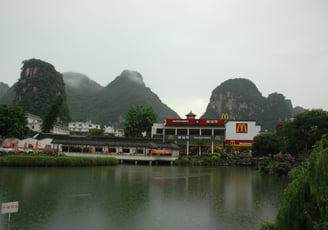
xmin=13 ymin=59 xmax=71 ymax=122
xmin=0 ymin=59 xmax=308 ymax=131
xmin=64 ymin=70 xmax=179 ymax=126
xmin=0 ymin=82 xmax=9 ymax=98
xmin=202 ymin=78 xmax=304 ymax=131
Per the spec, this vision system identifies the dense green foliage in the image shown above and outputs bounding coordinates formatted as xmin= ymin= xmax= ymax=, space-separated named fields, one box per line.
xmin=0 ymin=104 xmax=28 ymax=138
xmin=253 ymin=132 xmax=281 ymax=157
xmin=42 ymin=96 xmax=64 ymax=132
xmin=203 ymin=152 xmax=223 ymax=166
xmin=258 ymin=159 xmax=292 ymax=176
xmin=174 ymin=156 xmax=193 ymax=166
xmin=88 ymin=128 xmax=104 ymax=136
xmin=202 ymin=78 xmax=296 ymax=131
xmin=13 ymin=58 xmax=70 ymax=122
xmin=0 ymin=154 xmax=119 ymax=167
xmin=253 ymin=109 xmax=328 ymax=159
xmin=261 ymin=136 xmax=328 ymax=230
xmin=124 ymin=105 xmax=157 ymax=137
xmin=278 ymin=109 xmax=328 ymax=155
xmin=64 ymin=71 xmax=179 ymax=126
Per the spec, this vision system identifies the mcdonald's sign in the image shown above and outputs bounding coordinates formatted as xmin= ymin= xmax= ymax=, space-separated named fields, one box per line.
xmin=229 ymin=140 xmax=236 ymax=146
xmin=221 ymin=113 xmax=229 ymax=120
xmin=236 ymin=123 xmax=248 ymax=133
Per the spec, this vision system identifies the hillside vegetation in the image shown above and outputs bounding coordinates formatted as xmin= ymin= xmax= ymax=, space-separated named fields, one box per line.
xmin=202 ymin=78 xmax=302 ymax=131
xmin=0 ymin=59 xmax=306 ymax=130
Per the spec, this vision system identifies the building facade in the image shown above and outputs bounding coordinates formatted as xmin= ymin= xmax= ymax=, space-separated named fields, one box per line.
xmin=225 ymin=120 xmax=261 ymax=151
xmin=26 ymin=113 xmax=42 ymax=132
xmin=152 ymin=111 xmax=226 ymax=155
xmin=68 ymin=121 xmax=101 ymax=133
xmin=152 ymin=112 xmax=262 ymax=155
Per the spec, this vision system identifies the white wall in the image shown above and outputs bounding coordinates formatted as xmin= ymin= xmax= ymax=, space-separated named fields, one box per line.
xmin=225 ymin=121 xmax=261 ymax=141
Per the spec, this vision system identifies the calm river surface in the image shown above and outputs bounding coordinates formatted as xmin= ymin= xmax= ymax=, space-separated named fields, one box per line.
xmin=0 ymin=165 xmax=288 ymax=230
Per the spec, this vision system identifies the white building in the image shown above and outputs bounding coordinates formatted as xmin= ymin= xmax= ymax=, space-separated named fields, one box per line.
xmin=26 ymin=113 xmax=42 ymax=132
xmin=68 ymin=121 xmax=101 ymax=133
xmin=26 ymin=113 xmax=69 ymax=135
xmin=51 ymin=123 xmax=70 ymax=135
xmin=104 ymin=125 xmax=124 ymax=137
xmin=225 ymin=120 xmax=261 ymax=149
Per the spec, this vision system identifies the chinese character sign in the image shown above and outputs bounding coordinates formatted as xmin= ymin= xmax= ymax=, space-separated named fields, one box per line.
xmin=1 ymin=201 xmax=19 ymax=214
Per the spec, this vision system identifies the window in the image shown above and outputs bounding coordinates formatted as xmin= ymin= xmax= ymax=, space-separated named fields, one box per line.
xmin=201 ymin=129 xmax=212 ymax=135
xmin=136 ymin=149 xmax=144 ymax=154
xmin=177 ymin=129 xmax=187 ymax=135
xmin=95 ymin=147 xmax=103 ymax=152
xmin=165 ymin=128 xmax=175 ymax=135
xmin=108 ymin=148 xmax=116 ymax=153
xmin=214 ymin=129 xmax=224 ymax=135
xmin=189 ymin=129 xmax=200 ymax=135
xmin=156 ymin=128 xmax=163 ymax=134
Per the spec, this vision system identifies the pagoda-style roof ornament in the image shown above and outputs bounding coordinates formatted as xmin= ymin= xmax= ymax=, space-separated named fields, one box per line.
xmin=185 ymin=110 xmax=196 ymax=119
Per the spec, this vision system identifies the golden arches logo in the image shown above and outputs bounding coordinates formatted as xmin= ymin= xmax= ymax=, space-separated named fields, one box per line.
xmin=236 ymin=123 xmax=248 ymax=133
xmin=229 ymin=140 xmax=236 ymax=146
xmin=221 ymin=113 xmax=229 ymax=120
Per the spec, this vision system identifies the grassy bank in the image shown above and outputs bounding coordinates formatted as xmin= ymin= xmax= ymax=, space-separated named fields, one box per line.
xmin=174 ymin=152 xmax=260 ymax=167
xmin=0 ymin=154 xmax=119 ymax=167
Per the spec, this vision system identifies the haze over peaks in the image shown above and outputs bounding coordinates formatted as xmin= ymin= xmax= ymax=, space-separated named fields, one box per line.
xmin=63 ymin=72 xmax=102 ymax=90
xmin=114 ymin=70 xmax=145 ymax=87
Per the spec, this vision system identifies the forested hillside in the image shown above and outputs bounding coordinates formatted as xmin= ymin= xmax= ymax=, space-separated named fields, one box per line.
xmin=202 ymin=78 xmax=303 ymax=131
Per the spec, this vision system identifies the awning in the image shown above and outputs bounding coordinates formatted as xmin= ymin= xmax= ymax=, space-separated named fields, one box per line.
xmin=150 ymin=149 xmax=173 ymax=155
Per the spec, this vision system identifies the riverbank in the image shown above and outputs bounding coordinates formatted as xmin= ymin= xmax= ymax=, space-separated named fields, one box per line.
xmin=174 ymin=153 xmax=294 ymax=176
xmin=0 ymin=154 xmax=119 ymax=167
xmin=174 ymin=154 xmax=261 ymax=167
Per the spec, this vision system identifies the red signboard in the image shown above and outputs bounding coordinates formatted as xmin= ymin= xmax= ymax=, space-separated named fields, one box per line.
xmin=166 ymin=118 xmax=224 ymax=126
xmin=198 ymin=119 xmax=225 ymax=126
xmin=225 ymin=139 xmax=253 ymax=146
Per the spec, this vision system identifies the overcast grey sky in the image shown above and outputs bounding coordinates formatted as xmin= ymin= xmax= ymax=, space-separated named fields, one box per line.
xmin=1 ymin=0 xmax=327 ymax=118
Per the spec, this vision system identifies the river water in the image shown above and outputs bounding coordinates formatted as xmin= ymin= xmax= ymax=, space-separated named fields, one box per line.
xmin=0 ymin=165 xmax=288 ymax=230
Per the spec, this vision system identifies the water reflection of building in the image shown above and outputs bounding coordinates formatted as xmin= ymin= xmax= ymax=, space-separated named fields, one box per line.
xmin=224 ymin=168 xmax=253 ymax=210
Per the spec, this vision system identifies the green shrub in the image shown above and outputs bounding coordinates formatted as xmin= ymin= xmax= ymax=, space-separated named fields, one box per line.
xmin=174 ymin=156 xmax=192 ymax=166
xmin=203 ymin=153 xmax=222 ymax=166
xmin=0 ymin=154 xmax=119 ymax=167
xmin=260 ymin=220 xmax=276 ymax=230
xmin=258 ymin=159 xmax=291 ymax=176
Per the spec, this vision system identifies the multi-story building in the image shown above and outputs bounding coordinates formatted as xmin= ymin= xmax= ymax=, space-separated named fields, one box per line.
xmin=152 ymin=111 xmax=262 ymax=155
xmin=26 ymin=113 xmax=69 ymax=135
xmin=152 ymin=111 xmax=226 ymax=155
xmin=68 ymin=121 xmax=101 ymax=133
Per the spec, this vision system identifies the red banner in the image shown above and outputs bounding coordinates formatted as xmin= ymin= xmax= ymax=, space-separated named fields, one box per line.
xmin=166 ymin=118 xmax=224 ymax=126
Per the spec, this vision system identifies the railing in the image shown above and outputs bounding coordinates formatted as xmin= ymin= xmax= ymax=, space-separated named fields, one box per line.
xmin=63 ymin=152 xmax=179 ymax=162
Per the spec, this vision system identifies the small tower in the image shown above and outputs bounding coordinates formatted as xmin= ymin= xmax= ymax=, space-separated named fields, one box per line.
xmin=185 ymin=110 xmax=196 ymax=119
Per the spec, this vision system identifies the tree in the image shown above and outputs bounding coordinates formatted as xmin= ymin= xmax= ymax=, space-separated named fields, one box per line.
xmin=124 ymin=105 xmax=157 ymax=137
xmin=0 ymin=104 xmax=28 ymax=138
xmin=252 ymin=132 xmax=281 ymax=157
xmin=41 ymin=96 xmax=63 ymax=133
xmin=273 ymin=136 xmax=328 ymax=230
xmin=88 ymin=128 xmax=104 ymax=136
xmin=278 ymin=109 xmax=328 ymax=155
